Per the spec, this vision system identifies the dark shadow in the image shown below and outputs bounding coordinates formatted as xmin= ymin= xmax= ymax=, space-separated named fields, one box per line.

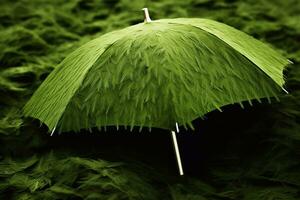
xmin=31 ymin=99 xmax=273 ymax=178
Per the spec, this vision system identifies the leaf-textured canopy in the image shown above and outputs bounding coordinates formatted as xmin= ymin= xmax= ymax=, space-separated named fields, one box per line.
xmin=23 ymin=18 xmax=289 ymax=132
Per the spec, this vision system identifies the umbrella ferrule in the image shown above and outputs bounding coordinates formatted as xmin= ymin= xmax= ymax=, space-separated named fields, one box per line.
xmin=142 ymin=8 xmax=152 ymax=23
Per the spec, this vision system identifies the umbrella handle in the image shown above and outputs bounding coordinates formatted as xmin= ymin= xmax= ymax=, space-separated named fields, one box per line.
xmin=171 ymin=130 xmax=184 ymax=175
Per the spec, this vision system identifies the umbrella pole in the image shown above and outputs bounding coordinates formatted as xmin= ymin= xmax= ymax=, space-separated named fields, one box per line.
xmin=171 ymin=130 xmax=184 ymax=175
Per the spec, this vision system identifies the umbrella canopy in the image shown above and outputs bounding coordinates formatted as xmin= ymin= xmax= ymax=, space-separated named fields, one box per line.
xmin=24 ymin=16 xmax=290 ymax=133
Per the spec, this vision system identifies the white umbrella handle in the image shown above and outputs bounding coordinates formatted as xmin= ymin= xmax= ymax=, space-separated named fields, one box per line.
xmin=171 ymin=129 xmax=184 ymax=175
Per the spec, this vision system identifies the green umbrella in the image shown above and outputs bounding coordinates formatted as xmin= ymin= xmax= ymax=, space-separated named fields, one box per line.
xmin=24 ymin=8 xmax=290 ymax=175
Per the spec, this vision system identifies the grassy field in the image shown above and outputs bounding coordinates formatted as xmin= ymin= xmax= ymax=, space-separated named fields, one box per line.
xmin=0 ymin=0 xmax=300 ymax=199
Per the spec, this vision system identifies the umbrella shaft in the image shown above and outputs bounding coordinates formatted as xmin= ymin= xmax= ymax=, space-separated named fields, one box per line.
xmin=171 ymin=131 xmax=184 ymax=175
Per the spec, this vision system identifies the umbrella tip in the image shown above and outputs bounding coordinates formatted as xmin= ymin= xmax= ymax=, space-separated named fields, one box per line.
xmin=142 ymin=8 xmax=152 ymax=23
xmin=50 ymin=126 xmax=56 ymax=136
xmin=175 ymin=122 xmax=180 ymax=133
xmin=282 ymin=87 xmax=289 ymax=94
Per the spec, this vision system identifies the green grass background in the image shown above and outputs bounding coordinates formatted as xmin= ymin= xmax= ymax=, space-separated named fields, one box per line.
xmin=0 ymin=0 xmax=300 ymax=199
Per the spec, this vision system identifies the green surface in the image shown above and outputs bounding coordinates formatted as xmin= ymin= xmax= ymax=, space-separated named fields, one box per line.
xmin=24 ymin=18 xmax=288 ymax=132
xmin=1 ymin=0 xmax=300 ymax=199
